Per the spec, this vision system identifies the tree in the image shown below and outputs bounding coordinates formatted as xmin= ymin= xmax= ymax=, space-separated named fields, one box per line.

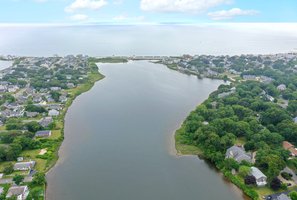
xmin=3 ymin=163 xmax=14 ymax=175
xmin=289 ymin=191 xmax=297 ymax=200
xmin=13 ymin=175 xmax=24 ymax=185
xmin=244 ymin=175 xmax=256 ymax=185
xmin=270 ymin=177 xmax=281 ymax=191
xmin=239 ymin=166 xmax=251 ymax=178
xmin=224 ymin=158 xmax=239 ymax=171
xmin=26 ymin=121 xmax=42 ymax=132
xmin=31 ymin=172 xmax=46 ymax=186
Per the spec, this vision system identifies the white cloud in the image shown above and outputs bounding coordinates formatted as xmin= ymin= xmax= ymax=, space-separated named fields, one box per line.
xmin=112 ymin=14 xmax=145 ymax=23
xmin=113 ymin=0 xmax=123 ymax=5
xmin=208 ymin=8 xmax=258 ymax=20
xmin=70 ymin=14 xmax=89 ymax=21
xmin=34 ymin=0 xmax=48 ymax=2
xmin=65 ymin=0 xmax=107 ymax=13
xmin=140 ymin=0 xmax=231 ymax=13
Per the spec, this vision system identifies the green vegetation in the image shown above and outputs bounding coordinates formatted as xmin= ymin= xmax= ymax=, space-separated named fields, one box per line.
xmin=175 ymin=54 xmax=297 ymax=199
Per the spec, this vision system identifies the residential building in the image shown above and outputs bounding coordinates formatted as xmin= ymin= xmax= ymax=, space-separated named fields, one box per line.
xmin=6 ymin=186 xmax=29 ymax=200
xmin=35 ymin=130 xmax=52 ymax=138
xmin=225 ymin=145 xmax=253 ymax=163
xmin=283 ymin=141 xmax=297 ymax=157
xmin=250 ymin=167 xmax=267 ymax=186
xmin=277 ymin=84 xmax=287 ymax=91
xmin=48 ymin=109 xmax=59 ymax=116
xmin=13 ymin=161 xmax=36 ymax=171
xmin=39 ymin=117 xmax=53 ymax=127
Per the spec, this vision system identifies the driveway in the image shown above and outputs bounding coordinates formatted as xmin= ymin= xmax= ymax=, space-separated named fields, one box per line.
xmin=282 ymin=167 xmax=297 ymax=184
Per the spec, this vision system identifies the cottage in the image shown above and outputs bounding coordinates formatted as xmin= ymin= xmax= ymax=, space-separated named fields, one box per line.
xmin=6 ymin=186 xmax=29 ymax=200
xmin=283 ymin=141 xmax=297 ymax=157
xmin=48 ymin=109 xmax=59 ymax=116
xmin=67 ymin=83 xmax=75 ymax=89
xmin=13 ymin=161 xmax=36 ymax=171
xmin=35 ymin=130 xmax=52 ymax=138
xmin=225 ymin=146 xmax=253 ymax=163
xmin=59 ymin=95 xmax=67 ymax=103
xmin=250 ymin=167 xmax=267 ymax=186
xmin=50 ymin=87 xmax=61 ymax=91
xmin=25 ymin=111 xmax=39 ymax=118
xmin=39 ymin=117 xmax=53 ymax=127
xmin=277 ymin=84 xmax=287 ymax=91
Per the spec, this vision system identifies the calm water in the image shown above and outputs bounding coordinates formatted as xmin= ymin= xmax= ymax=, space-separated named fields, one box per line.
xmin=0 ymin=24 xmax=297 ymax=56
xmin=0 ymin=60 xmax=12 ymax=71
xmin=46 ymin=61 xmax=244 ymax=200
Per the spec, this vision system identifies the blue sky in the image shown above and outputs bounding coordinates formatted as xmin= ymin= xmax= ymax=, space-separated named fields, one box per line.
xmin=1 ymin=0 xmax=297 ymax=24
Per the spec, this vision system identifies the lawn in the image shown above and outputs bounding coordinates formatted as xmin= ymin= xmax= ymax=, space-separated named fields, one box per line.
xmin=20 ymin=150 xmax=47 ymax=172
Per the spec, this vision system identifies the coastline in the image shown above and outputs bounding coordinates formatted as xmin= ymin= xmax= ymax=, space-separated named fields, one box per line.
xmin=162 ymin=63 xmax=252 ymax=200
xmin=44 ymin=60 xmax=105 ymax=199
xmin=44 ymin=57 xmax=128 ymax=200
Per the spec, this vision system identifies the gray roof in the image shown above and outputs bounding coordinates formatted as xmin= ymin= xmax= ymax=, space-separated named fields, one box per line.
xmin=250 ymin=167 xmax=267 ymax=179
xmin=6 ymin=186 xmax=27 ymax=197
xmin=225 ymin=146 xmax=252 ymax=163
xmin=35 ymin=130 xmax=51 ymax=137
xmin=14 ymin=161 xmax=35 ymax=170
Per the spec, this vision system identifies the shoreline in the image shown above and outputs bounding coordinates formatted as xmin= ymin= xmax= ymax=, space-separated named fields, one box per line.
xmin=44 ymin=58 xmax=128 ymax=200
xmin=163 ymin=63 xmax=251 ymax=200
xmin=44 ymin=61 xmax=105 ymax=200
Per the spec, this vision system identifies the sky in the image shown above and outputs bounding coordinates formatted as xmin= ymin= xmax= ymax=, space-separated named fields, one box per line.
xmin=1 ymin=0 xmax=297 ymax=24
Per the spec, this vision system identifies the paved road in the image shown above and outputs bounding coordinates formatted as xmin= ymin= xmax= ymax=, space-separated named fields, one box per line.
xmin=0 ymin=176 xmax=33 ymax=184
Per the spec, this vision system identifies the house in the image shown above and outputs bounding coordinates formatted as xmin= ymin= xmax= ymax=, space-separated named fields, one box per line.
xmin=13 ymin=161 xmax=36 ymax=171
xmin=225 ymin=146 xmax=253 ymax=163
xmin=250 ymin=167 xmax=267 ymax=186
xmin=35 ymin=130 xmax=52 ymax=138
xmin=59 ymin=95 xmax=67 ymax=103
xmin=277 ymin=194 xmax=291 ymax=200
xmin=67 ymin=83 xmax=75 ymax=89
xmin=283 ymin=141 xmax=297 ymax=157
xmin=6 ymin=185 xmax=29 ymax=200
xmin=50 ymin=87 xmax=61 ymax=91
xmin=25 ymin=111 xmax=39 ymax=118
xmin=39 ymin=117 xmax=53 ymax=127
xmin=48 ymin=109 xmax=59 ymax=116
xmin=277 ymin=84 xmax=287 ymax=91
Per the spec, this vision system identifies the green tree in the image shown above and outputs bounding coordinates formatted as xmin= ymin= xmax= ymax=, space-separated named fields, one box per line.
xmin=238 ymin=166 xmax=251 ymax=178
xmin=13 ymin=175 xmax=24 ymax=185
xmin=289 ymin=191 xmax=297 ymax=200
xmin=3 ymin=163 xmax=14 ymax=175
xmin=31 ymin=172 xmax=46 ymax=186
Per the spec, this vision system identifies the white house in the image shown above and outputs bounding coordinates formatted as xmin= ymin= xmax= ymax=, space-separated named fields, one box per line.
xmin=6 ymin=186 xmax=29 ymax=200
xmin=250 ymin=167 xmax=267 ymax=186
xmin=277 ymin=84 xmax=287 ymax=91
xmin=13 ymin=161 xmax=36 ymax=171
xmin=48 ymin=109 xmax=59 ymax=116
